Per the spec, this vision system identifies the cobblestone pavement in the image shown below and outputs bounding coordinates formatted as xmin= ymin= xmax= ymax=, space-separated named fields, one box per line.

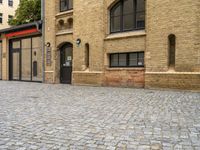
xmin=0 ymin=81 xmax=200 ymax=150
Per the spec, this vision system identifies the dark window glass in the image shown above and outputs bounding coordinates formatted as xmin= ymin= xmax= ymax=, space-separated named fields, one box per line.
xmin=138 ymin=52 xmax=144 ymax=66
xmin=129 ymin=53 xmax=137 ymax=66
xmin=110 ymin=0 xmax=145 ymax=33
xmin=85 ymin=43 xmax=90 ymax=69
xmin=110 ymin=3 xmax=121 ymax=32
xmin=60 ymin=0 xmax=73 ymax=12
xmin=119 ymin=53 xmax=127 ymax=66
xmin=8 ymin=0 xmax=13 ymax=6
xmin=168 ymin=34 xmax=176 ymax=68
xmin=0 ymin=0 xmax=2 ymax=4
xmin=33 ymin=61 xmax=38 ymax=77
xmin=136 ymin=0 xmax=145 ymax=28
xmin=8 ymin=15 xmax=13 ymax=21
xmin=0 ymin=13 xmax=2 ymax=23
xmin=110 ymin=52 xmax=144 ymax=67
xmin=110 ymin=54 xmax=119 ymax=67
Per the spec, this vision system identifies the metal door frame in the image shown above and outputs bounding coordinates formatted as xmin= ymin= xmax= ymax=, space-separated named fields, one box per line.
xmin=0 ymin=40 xmax=2 ymax=80
xmin=9 ymin=35 xmax=42 ymax=82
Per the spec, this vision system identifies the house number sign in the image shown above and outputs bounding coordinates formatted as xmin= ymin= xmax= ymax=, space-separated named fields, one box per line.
xmin=46 ymin=47 xmax=52 ymax=66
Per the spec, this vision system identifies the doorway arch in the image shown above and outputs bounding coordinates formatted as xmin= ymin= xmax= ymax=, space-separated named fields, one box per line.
xmin=60 ymin=42 xmax=73 ymax=84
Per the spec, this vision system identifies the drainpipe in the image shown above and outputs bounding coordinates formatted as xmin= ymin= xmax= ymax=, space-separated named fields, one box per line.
xmin=41 ymin=0 xmax=45 ymax=83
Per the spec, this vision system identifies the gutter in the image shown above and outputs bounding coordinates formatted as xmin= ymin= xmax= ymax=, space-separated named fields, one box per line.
xmin=41 ymin=0 xmax=45 ymax=83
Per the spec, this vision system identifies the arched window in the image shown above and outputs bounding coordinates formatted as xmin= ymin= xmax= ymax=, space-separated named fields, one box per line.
xmin=168 ymin=34 xmax=176 ymax=68
xmin=85 ymin=43 xmax=90 ymax=69
xmin=110 ymin=0 xmax=145 ymax=33
xmin=60 ymin=0 xmax=73 ymax=12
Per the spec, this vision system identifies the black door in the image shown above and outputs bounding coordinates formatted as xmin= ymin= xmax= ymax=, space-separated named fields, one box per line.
xmin=60 ymin=43 xmax=73 ymax=84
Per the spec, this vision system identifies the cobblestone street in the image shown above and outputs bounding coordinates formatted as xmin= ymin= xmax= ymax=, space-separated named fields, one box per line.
xmin=0 ymin=81 xmax=200 ymax=150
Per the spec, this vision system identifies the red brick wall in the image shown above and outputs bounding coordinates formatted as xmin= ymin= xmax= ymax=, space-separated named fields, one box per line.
xmin=103 ymin=68 xmax=145 ymax=88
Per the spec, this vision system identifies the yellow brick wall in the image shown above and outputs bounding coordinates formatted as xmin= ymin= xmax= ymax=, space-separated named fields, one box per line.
xmin=43 ymin=0 xmax=200 ymax=90
xmin=145 ymin=0 xmax=200 ymax=72
xmin=44 ymin=0 xmax=56 ymax=83
xmin=73 ymin=0 xmax=104 ymax=72
xmin=145 ymin=0 xmax=200 ymax=90
xmin=145 ymin=73 xmax=200 ymax=91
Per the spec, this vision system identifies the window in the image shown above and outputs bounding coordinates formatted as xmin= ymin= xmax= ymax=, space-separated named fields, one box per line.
xmin=8 ymin=0 xmax=13 ymax=6
xmin=85 ymin=43 xmax=90 ymax=69
xmin=168 ymin=34 xmax=176 ymax=68
xmin=110 ymin=52 xmax=144 ymax=67
xmin=110 ymin=0 xmax=145 ymax=33
xmin=60 ymin=0 xmax=73 ymax=12
xmin=8 ymin=15 xmax=13 ymax=21
xmin=0 ymin=13 xmax=2 ymax=24
xmin=0 ymin=0 xmax=2 ymax=4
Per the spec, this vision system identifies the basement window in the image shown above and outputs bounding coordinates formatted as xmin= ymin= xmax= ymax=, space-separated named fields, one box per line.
xmin=110 ymin=52 xmax=144 ymax=67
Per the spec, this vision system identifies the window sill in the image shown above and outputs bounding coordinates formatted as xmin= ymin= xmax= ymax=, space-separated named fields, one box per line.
xmin=106 ymin=67 xmax=145 ymax=71
xmin=73 ymin=71 xmax=103 ymax=74
xmin=145 ymin=72 xmax=200 ymax=75
xmin=56 ymin=30 xmax=73 ymax=36
xmin=56 ymin=10 xmax=73 ymax=17
xmin=105 ymin=30 xmax=146 ymax=41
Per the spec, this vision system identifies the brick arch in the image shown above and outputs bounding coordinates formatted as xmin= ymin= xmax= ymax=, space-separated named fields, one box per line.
xmin=57 ymin=42 xmax=73 ymax=50
xmin=107 ymin=0 xmax=120 ymax=9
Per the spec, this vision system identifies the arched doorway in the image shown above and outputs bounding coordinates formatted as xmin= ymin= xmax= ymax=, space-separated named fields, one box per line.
xmin=60 ymin=43 xmax=73 ymax=84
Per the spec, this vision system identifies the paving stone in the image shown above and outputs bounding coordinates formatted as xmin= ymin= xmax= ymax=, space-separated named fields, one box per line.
xmin=0 ymin=81 xmax=199 ymax=149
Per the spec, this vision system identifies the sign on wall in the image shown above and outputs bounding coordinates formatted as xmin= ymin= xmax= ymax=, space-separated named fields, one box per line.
xmin=46 ymin=47 xmax=52 ymax=66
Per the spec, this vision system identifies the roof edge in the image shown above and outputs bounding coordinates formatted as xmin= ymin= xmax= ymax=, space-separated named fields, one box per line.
xmin=0 ymin=20 xmax=42 ymax=34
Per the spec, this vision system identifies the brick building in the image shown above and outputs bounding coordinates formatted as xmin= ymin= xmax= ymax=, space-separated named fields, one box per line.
xmin=0 ymin=0 xmax=200 ymax=90
xmin=44 ymin=0 xmax=200 ymax=90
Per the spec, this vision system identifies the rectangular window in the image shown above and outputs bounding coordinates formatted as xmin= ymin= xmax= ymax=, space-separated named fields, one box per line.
xmin=8 ymin=15 xmax=13 ymax=21
xmin=110 ymin=52 xmax=144 ymax=67
xmin=8 ymin=0 xmax=13 ymax=6
xmin=0 ymin=13 xmax=3 ymax=23
xmin=0 ymin=0 xmax=2 ymax=4
xmin=60 ymin=0 xmax=73 ymax=12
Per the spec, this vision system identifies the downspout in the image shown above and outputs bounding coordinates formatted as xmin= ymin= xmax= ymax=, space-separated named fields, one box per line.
xmin=41 ymin=0 xmax=45 ymax=83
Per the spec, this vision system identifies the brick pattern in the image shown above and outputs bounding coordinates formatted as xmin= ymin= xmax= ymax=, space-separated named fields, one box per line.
xmin=42 ymin=0 xmax=200 ymax=90
xmin=45 ymin=72 xmax=54 ymax=84
xmin=104 ymin=68 xmax=145 ymax=88
xmin=73 ymin=72 xmax=103 ymax=86
xmin=145 ymin=0 xmax=200 ymax=72
xmin=145 ymin=73 xmax=200 ymax=91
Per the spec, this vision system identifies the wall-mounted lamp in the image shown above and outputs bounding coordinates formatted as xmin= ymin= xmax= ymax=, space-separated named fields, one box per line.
xmin=76 ymin=38 xmax=81 ymax=46
xmin=45 ymin=42 xmax=51 ymax=47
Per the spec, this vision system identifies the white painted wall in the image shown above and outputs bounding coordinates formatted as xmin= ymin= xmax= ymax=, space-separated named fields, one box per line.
xmin=0 ymin=0 xmax=20 ymax=29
